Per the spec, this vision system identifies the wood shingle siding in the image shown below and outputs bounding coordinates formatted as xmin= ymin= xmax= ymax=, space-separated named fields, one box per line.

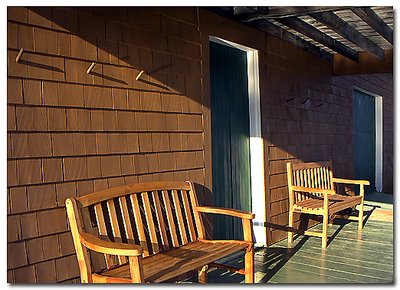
xmin=7 ymin=6 xmax=206 ymax=282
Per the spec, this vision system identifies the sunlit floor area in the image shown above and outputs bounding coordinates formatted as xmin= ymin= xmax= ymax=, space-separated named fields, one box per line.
xmin=185 ymin=192 xmax=393 ymax=284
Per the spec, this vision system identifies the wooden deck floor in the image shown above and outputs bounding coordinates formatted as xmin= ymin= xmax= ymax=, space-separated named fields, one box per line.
xmin=184 ymin=193 xmax=393 ymax=283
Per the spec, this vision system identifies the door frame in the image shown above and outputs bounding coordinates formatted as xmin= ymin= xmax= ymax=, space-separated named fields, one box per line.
xmin=210 ymin=36 xmax=266 ymax=246
xmin=353 ymin=86 xmax=383 ymax=192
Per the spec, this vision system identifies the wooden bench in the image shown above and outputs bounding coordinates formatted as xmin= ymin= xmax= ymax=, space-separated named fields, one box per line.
xmin=286 ymin=161 xmax=370 ymax=249
xmin=66 ymin=181 xmax=255 ymax=283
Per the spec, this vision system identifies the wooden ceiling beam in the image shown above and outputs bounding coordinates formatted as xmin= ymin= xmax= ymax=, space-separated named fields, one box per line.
xmin=253 ymin=19 xmax=333 ymax=63
xmin=333 ymin=49 xmax=392 ymax=75
xmin=277 ymin=17 xmax=359 ymax=63
xmin=310 ymin=11 xmax=385 ymax=61
xmin=241 ymin=6 xmax=350 ymax=22
xmin=232 ymin=7 xmax=256 ymax=16
xmin=351 ymin=7 xmax=393 ymax=44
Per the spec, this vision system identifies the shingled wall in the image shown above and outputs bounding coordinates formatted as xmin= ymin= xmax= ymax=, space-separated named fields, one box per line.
xmin=7 ymin=7 xmax=204 ymax=283
xmin=7 ymin=7 xmax=393 ymax=282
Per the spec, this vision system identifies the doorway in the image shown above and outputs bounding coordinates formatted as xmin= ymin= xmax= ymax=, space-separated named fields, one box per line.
xmin=209 ymin=37 xmax=265 ymax=243
xmin=353 ymin=88 xmax=383 ymax=194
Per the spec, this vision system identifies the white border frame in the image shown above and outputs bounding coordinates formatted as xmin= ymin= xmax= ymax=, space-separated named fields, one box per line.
xmin=353 ymin=87 xmax=383 ymax=192
xmin=210 ymin=36 xmax=266 ymax=246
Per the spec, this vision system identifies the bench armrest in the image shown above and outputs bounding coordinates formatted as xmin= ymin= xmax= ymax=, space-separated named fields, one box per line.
xmin=196 ymin=206 xmax=255 ymax=220
xmin=332 ymin=178 xmax=370 ymax=186
xmin=196 ymin=206 xmax=254 ymax=244
xmin=291 ymin=186 xmax=336 ymax=195
xmin=80 ymin=232 xmax=143 ymax=256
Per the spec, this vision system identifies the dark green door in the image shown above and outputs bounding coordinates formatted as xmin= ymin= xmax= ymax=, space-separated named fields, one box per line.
xmin=210 ymin=41 xmax=252 ymax=240
xmin=353 ymin=90 xmax=376 ymax=194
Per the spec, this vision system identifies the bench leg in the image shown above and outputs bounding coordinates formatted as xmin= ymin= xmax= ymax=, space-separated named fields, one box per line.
xmin=129 ymin=256 xmax=145 ymax=283
xmin=198 ymin=265 xmax=208 ymax=283
xmin=358 ymin=202 xmax=364 ymax=230
xmin=322 ymin=212 xmax=329 ymax=249
xmin=244 ymin=248 xmax=254 ymax=283
xmin=358 ymin=184 xmax=365 ymax=230
xmin=288 ymin=209 xmax=294 ymax=245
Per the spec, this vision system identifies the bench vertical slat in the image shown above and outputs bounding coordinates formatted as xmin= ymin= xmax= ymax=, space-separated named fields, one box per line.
xmin=300 ymin=171 xmax=305 ymax=201
xmin=329 ymin=166 xmax=334 ymax=189
xmin=162 ymin=190 xmax=180 ymax=247
xmin=320 ymin=168 xmax=325 ymax=188
xmin=310 ymin=168 xmax=315 ymax=188
xmin=297 ymin=170 xmax=302 ymax=186
xmin=314 ymin=168 xmax=319 ymax=188
xmin=107 ymin=200 xmax=127 ymax=264
xmin=294 ymin=170 xmax=298 ymax=202
xmin=94 ymin=203 xmax=115 ymax=268
xmin=130 ymin=194 xmax=149 ymax=257
xmin=142 ymin=191 xmax=160 ymax=254
xmin=81 ymin=207 xmax=95 ymax=235
xmin=119 ymin=197 xmax=135 ymax=244
xmin=152 ymin=191 xmax=170 ymax=251
xmin=327 ymin=167 xmax=331 ymax=189
xmin=317 ymin=167 xmax=323 ymax=188
xmin=298 ymin=170 xmax=303 ymax=202
xmin=188 ymin=182 xmax=205 ymax=239
xmin=313 ymin=167 xmax=317 ymax=188
xmin=318 ymin=169 xmax=323 ymax=193
xmin=181 ymin=190 xmax=196 ymax=241
xmin=172 ymin=190 xmax=188 ymax=244
xmin=306 ymin=169 xmax=311 ymax=199
xmin=324 ymin=167 xmax=330 ymax=189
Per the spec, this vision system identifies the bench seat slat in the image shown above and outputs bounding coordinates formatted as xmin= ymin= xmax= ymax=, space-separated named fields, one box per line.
xmin=294 ymin=194 xmax=362 ymax=214
xmin=96 ymin=240 xmax=248 ymax=283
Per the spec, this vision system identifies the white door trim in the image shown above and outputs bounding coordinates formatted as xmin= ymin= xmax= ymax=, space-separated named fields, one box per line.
xmin=210 ymin=36 xmax=266 ymax=246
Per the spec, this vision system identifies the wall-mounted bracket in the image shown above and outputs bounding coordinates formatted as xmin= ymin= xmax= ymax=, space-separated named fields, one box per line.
xmin=15 ymin=48 xmax=24 ymax=63
xmin=87 ymin=62 xmax=96 ymax=74
xmin=135 ymin=70 xmax=145 ymax=81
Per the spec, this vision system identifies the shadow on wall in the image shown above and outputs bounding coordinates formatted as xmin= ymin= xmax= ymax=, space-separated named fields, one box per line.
xmin=19 ymin=7 xmax=362 ymax=177
xmin=20 ymin=7 xmax=202 ymax=105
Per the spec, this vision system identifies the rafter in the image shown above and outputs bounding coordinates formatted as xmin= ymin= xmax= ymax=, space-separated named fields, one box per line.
xmin=351 ymin=7 xmax=393 ymax=44
xmin=253 ymin=19 xmax=333 ymax=62
xmin=240 ymin=6 xmax=350 ymax=22
xmin=277 ymin=17 xmax=359 ymax=63
xmin=310 ymin=11 xmax=385 ymax=60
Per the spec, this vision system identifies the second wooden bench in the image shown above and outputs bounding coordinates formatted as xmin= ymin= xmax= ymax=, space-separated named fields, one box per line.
xmin=286 ymin=161 xmax=370 ymax=249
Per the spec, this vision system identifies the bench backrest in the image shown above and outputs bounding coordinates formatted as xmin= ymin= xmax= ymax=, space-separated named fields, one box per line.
xmin=287 ymin=161 xmax=334 ymax=203
xmin=66 ymin=181 xmax=205 ymax=274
